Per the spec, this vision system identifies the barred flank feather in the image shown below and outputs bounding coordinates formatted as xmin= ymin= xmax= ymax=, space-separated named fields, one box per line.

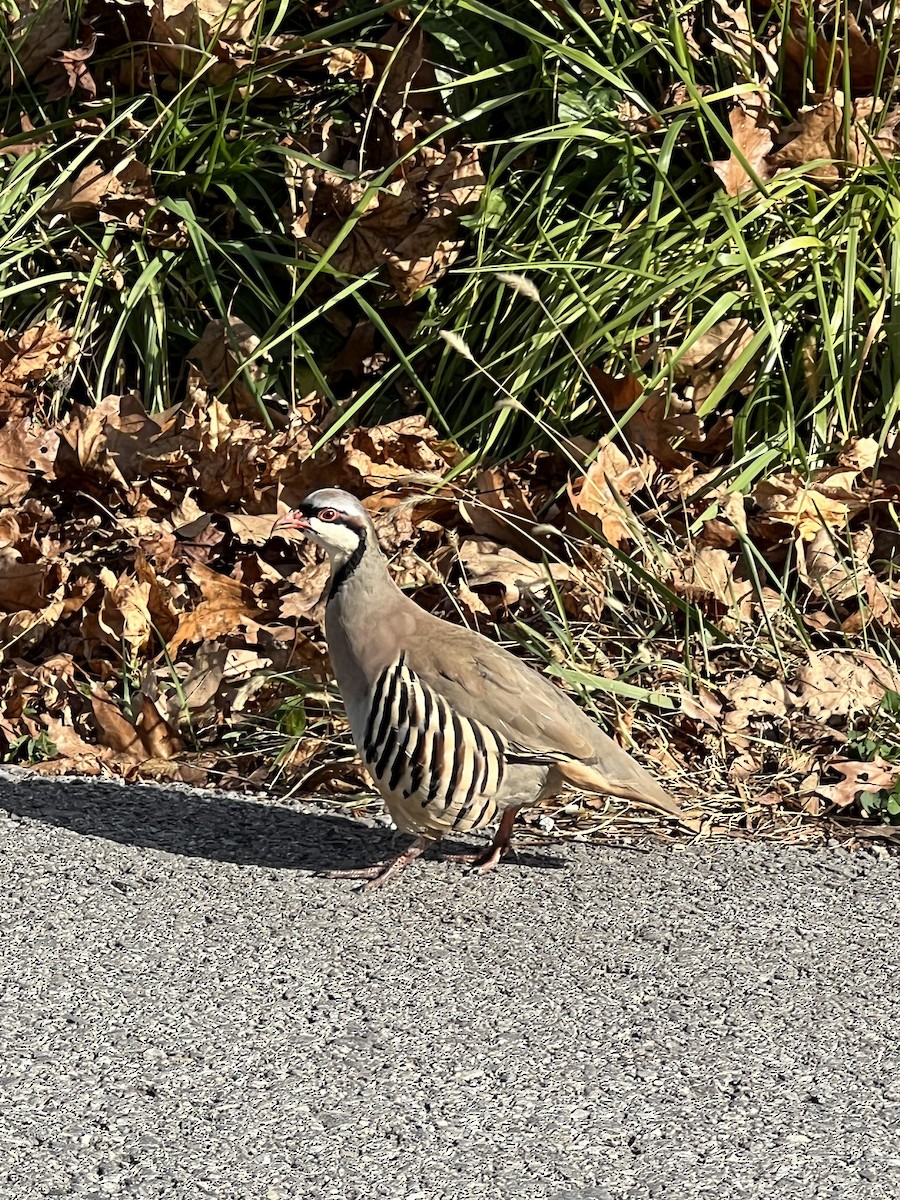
xmin=362 ymin=656 xmax=507 ymax=835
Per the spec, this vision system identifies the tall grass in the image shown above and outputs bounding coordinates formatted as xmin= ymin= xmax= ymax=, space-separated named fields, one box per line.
xmin=2 ymin=0 xmax=897 ymax=466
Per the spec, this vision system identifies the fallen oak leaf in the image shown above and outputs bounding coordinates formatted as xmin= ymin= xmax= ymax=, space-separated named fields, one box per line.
xmin=721 ymin=675 xmax=790 ymax=737
xmin=167 ymin=563 xmax=261 ymax=654
xmin=95 ymin=568 xmax=154 ymax=654
xmin=753 ymin=465 xmax=882 ymax=541
xmin=135 ymin=693 xmax=183 ymax=760
xmin=0 ymin=321 xmax=74 ymax=381
xmin=91 ymin=685 xmax=144 ymax=760
xmin=568 ymin=439 xmax=654 ymax=548
xmin=589 ymin=367 xmax=734 ymax=467
xmin=676 ymin=318 xmax=755 ymax=404
xmin=3 ymin=0 xmax=71 ymax=80
xmin=678 ymin=685 xmax=723 ymax=732
xmin=164 ymin=641 xmax=227 ymax=727
xmin=36 ymin=717 xmax=106 ymax=776
xmin=792 ymin=651 xmax=900 ymax=721
xmin=44 ymin=158 xmax=155 ymax=223
xmin=0 ymin=562 xmax=53 ymax=612
xmin=705 ymin=0 xmax=779 ymax=84
xmin=187 ymin=317 xmax=276 ymax=421
xmin=711 ymin=94 xmax=777 ymax=197
xmin=456 ymin=536 xmax=575 ymax=609
xmin=770 ymin=96 xmax=900 ymax=183
xmin=225 ymin=513 xmax=278 ymax=544
xmin=44 ymin=30 xmax=97 ymax=100
xmin=816 ymin=757 xmax=900 ymax=808
xmin=0 ymin=421 xmax=60 ymax=502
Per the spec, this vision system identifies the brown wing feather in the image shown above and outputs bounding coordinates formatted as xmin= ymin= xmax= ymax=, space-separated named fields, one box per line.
xmin=406 ymin=615 xmax=595 ymax=758
xmin=405 ymin=612 xmax=680 ymax=813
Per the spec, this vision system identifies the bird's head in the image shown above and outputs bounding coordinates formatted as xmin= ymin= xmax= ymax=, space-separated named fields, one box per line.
xmin=273 ymin=488 xmax=373 ymax=565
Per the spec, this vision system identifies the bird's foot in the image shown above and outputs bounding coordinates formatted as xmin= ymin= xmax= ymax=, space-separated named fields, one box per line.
xmin=468 ymin=842 xmax=509 ymax=874
xmin=320 ymin=836 xmax=434 ymax=890
xmin=442 ymin=805 xmax=520 ymax=875
xmin=442 ymin=840 xmax=511 ymax=874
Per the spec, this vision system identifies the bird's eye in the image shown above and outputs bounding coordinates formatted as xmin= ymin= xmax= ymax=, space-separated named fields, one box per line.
xmin=317 ymin=508 xmax=338 ymax=522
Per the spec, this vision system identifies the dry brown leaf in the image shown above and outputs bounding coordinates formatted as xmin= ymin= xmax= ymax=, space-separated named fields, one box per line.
xmin=816 ymin=757 xmax=900 ymax=808
xmin=457 ymin=536 xmax=573 ymax=609
xmin=324 ymin=46 xmax=373 ymax=81
xmin=290 ymin=47 xmax=483 ymax=304
xmin=590 ymin=368 xmax=734 ymax=467
xmin=44 ymin=159 xmax=155 ymax=223
xmin=96 ymin=569 xmax=154 ymax=653
xmin=3 ymin=0 xmax=71 ymax=80
xmin=91 ymin=686 xmax=184 ymax=770
xmin=187 ymin=318 xmax=277 ymax=420
xmin=753 ymin=465 xmax=880 ymax=541
xmin=385 ymin=145 xmax=485 ymax=302
xmin=165 ymin=642 xmax=227 ymax=726
xmin=674 ymin=546 xmax=753 ymax=625
xmin=800 ymin=525 xmax=873 ymax=605
xmin=44 ymin=32 xmax=97 ymax=100
xmin=136 ymin=693 xmax=183 ymax=760
xmin=679 ymin=685 xmax=723 ymax=731
xmin=0 ymin=322 xmax=73 ymax=383
xmin=226 ymin=513 xmax=278 ymax=544
xmin=368 ymin=21 xmax=441 ymax=121
xmin=677 ymin=319 xmax=755 ymax=404
xmin=754 ymin=466 xmax=875 ymax=537
xmin=706 ymin=0 xmax=779 ymax=85
xmin=711 ymin=95 xmax=777 ymax=197
xmin=0 ymin=420 xmax=60 ymax=502
xmin=720 ymin=677 xmax=790 ymax=748
xmin=0 ymin=562 xmax=50 ymax=612
xmin=772 ymin=97 xmax=900 ymax=182
xmin=168 ymin=563 xmax=261 ymax=654
xmin=149 ymin=0 xmax=263 ymax=75
xmin=54 ymin=392 xmax=190 ymax=490
xmin=782 ymin=14 xmax=884 ymax=104
xmin=91 ymin=686 xmax=143 ymax=760
xmin=39 ymin=716 xmax=106 ymax=775
xmin=844 ymin=13 xmax=883 ymax=96
xmin=568 ymin=440 xmax=654 ymax=547
xmin=0 ymin=115 xmax=50 ymax=164
xmin=838 ymin=436 xmax=880 ymax=472
xmin=340 ymin=416 xmax=462 ymax=486
xmin=690 ymin=479 xmax=748 ymax=549
xmin=793 ymin=651 xmax=900 ymax=721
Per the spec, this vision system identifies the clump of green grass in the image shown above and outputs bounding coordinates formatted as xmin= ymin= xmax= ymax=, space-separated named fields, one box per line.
xmin=427 ymin=1 xmax=900 ymax=470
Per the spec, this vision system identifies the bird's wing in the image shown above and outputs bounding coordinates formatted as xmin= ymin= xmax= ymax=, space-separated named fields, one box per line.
xmin=405 ymin=616 xmax=595 ymax=759
xmin=404 ymin=615 xmax=682 ymax=816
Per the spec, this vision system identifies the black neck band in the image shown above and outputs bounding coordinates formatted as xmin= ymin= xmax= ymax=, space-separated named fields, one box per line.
xmin=328 ymin=528 xmax=367 ymax=601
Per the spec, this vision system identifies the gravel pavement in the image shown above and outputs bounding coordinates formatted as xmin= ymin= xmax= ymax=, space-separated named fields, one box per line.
xmin=0 ymin=769 xmax=899 ymax=1200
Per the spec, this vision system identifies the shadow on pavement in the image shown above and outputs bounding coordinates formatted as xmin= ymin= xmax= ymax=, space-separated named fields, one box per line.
xmin=0 ymin=773 xmax=566 ymax=874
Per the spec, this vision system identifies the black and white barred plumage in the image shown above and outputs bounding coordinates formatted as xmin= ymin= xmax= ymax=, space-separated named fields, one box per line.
xmin=361 ymin=655 xmax=508 ymax=835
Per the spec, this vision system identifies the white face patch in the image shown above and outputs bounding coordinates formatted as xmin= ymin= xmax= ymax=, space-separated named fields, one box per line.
xmin=305 ymin=517 xmax=361 ymax=560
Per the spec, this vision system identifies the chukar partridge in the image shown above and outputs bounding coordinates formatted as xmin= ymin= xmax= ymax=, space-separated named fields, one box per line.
xmin=275 ymin=488 xmax=682 ymax=888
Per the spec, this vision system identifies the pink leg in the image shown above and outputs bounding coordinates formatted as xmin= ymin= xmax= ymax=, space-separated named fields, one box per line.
xmin=322 ymin=836 xmax=436 ymax=890
xmin=444 ymin=806 xmax=520 ymax=874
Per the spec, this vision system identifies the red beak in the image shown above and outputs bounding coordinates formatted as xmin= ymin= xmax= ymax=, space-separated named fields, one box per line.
xmin=273 ymin=510 xmax=312 ymax=535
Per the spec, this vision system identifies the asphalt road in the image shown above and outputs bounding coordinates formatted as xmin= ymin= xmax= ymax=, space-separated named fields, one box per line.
xmin=0 ymin=770 xmax=898 ymax=1200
